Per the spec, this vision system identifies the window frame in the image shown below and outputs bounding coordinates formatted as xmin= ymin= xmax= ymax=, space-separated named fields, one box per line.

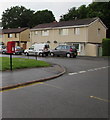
xmin=74 ymin=28 xmax=80 ymax=35
xmin=8 ymin=33 xmax=13 ymax=38
xmin=41 ymin=30 xmax=49 ymax=36
xmin=59 ymin=29 xmax=68 ymax=36
xmin=97 ymin=28 xmax=101 ymax=36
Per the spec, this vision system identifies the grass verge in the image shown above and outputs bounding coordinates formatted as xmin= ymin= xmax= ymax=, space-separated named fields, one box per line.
xmin=0 ymin=57 xmax=51 ymax=71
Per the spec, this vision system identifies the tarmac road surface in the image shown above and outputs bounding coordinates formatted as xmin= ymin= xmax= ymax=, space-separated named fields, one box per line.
xmin=1 ymin=55 xmax=109 ymax=118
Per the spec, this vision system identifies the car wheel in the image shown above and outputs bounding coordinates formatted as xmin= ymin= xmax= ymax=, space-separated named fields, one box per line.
xmin=25 ymin=52 xmax=29 ymax=56
xmin=50 ymin=52 xmax=54 ymax=57
xmin=39 ymin=53 xmax=44 ymax=57
xmin=2 ymin=51 xmax=5 ymax=54
xmin=73 ymin=55 xmax=76 ymax=58
xmin=66 ymin=53 xmax=71 ymax=58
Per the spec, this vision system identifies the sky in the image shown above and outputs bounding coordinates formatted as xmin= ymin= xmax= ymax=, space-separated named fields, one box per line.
xmin=0 ymin=0 xmax=93 ymax=21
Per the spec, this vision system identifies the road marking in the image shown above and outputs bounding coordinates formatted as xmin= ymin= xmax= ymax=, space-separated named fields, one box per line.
xmin=87 ymin=69 xmax=94 ymax=72
xmin=90 ymin=96 xmax=110 ymax=103
xmin=101 ymin=66 xmax=108 ymax=69
xmin=78 ymin=71 xmax=86 ymax=73
xmin=94 ymin=68 xmax=99 ymax=71
xmin=68 ymin=66 xmax=110 ymax=76
xmin=68 ymin=72 xmax=78 ymax=75
xmin=1 ymin=82 xmax=44 ymax=92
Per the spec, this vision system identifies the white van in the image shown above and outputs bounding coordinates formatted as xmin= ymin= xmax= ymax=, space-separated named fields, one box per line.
xmin=24 ymin=43 xmax=50 ymax=56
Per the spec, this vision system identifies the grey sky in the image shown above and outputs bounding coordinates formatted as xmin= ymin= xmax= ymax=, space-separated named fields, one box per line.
xmin=0 ymin=0 xmax=93 ymax=21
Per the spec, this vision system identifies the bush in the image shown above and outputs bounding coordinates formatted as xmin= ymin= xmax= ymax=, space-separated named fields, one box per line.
xmin=102 ymin=38 xmax=110 ymax=56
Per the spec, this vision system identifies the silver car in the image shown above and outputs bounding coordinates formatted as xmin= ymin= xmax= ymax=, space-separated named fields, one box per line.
xmin=50 ymin=45 xmax=77 ymax=58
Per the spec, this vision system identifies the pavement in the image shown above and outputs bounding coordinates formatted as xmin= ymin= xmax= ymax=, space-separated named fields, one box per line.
xmin=0 ymin=64 xmax=66 ymax=91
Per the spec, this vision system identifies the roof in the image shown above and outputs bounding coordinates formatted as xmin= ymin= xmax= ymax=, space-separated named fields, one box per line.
xmin=2 ymin=27 xmax=28 ymax=34
xmin=32 ymin=17 xmax=100 ymax=30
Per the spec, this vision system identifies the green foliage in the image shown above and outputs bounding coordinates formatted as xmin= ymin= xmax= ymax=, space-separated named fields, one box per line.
xmin=77 ymin=5 xmax=88 ymax=19
xmin=102 ymin=38 xmax=110 ymax=56
xmin=33 ymin=9 xmax=55 ymax=26
xmin=60 ymin=7 xmax=78 ymax=21
xmin=60 ymin=5 xmax=88 ymax=21
xmin=0 ymin=57 xmax=50 ymax=71
xmin=2 ymin=6 xmax=55 ymax=28
xmin=2 ymin=6 xmax=34 ymax=28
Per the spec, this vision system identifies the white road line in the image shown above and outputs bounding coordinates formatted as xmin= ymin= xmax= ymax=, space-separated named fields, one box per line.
xmin=68 ymin=72 xmax=78 ymax=75
xmin=94 ymin=68 xmax=102 ymax=70
xmin=101 ymin=66 xmax=108 ymax=69
xmin=68 ymin=66 xmax=110 ymax=76
xmin=87 ymin=69 xmax=94 ymax=72
xmin=94 ymin=68 xmax=99 ymax=70
xmin=78 ymin=71 xmax=86 ymax=73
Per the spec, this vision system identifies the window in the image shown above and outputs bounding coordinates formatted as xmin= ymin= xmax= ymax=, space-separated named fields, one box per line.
xmin=97 ymin=28 xmax=101 ymax=36
xmin=61 ymin=45 xmax=66 ymax=50
xmin=42 ymin=30 xmax=49 ymax=36
xmin=74 ymin=28 xmax=80 ymax=35
xmin=8 ymin=33 xmax=13 ymax=38
xmin=56 ymin=45 xmax=62 ymax=50
xmin=59 ymin=29 xmax=68 ymax=35
xmin=34 ymin=31 xmax=38 ymax=35
xmin=66 ymin=46 xmax=70 ymax=49
xmin=29 ymin=46 xmax=34 ymax=50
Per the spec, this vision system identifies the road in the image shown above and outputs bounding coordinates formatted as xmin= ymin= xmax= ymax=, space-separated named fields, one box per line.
xmin=1 ymin=55 xmax=109 ymax=118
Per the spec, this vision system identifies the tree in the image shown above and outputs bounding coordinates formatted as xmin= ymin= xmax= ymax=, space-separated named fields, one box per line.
xmin=2 ymin=6 xmax=34 ymax=28
xmin=77 ymin=5 xmax=88 ymax=19
xmin=2 ymin=6 xmax=56 ymax=29
xmin=32 ymin=9 xmax=55 ymax=26
xmin=60 ymin=7 xmax=78 ymax=21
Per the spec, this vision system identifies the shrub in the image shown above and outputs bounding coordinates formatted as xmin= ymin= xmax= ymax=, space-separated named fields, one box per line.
xmin=102 ymin=38 xmax=110 ymax=56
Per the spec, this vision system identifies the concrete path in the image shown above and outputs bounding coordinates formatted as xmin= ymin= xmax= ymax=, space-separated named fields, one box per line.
xmin=1 ymin=64 xmax=65 ymax=91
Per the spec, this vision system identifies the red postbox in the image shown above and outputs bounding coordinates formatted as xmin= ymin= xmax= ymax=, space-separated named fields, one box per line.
xmin=7 ymin=41 xmax=15 ymax=53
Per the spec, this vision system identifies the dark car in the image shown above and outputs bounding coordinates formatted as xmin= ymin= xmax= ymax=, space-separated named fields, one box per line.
xmin=14 ymin=46 xmax=24 ymax=55
xmin=50 ymin=45 xmax=77 ymax=58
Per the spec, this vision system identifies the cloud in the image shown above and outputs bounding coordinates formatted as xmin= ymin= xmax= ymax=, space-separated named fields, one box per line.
xmin=0 ymin=1 xmax=92 ymax=21
xmin=1 ymin=0 xmax=92 ymax=2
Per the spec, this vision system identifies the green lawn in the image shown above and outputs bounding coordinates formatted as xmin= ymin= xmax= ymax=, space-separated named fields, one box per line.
xmin=0 ymin=57 xmax=51 ymax=71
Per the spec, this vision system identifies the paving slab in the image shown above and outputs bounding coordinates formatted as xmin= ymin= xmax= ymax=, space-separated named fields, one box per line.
xmin=1 ymin=64 xmax=65 ymax=90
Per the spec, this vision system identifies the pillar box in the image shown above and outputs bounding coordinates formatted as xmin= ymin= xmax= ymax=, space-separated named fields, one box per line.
xmin=7 ymin=41 xmax=15 ymax=53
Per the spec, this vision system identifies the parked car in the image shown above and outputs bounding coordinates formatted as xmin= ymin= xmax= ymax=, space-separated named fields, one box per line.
xmin=2 ymin=47 xmax=7 ymax=54
xmin=14 ymin=46 xmax=24 ymax=55
xmin=24 ymin=43 xmax=50 ymax=56
xmin=50 ymin=45 xmax=77 ymax=58
xmin=1 ymin=46 xmax=24 ymax=55
xmin=0 ymin=45 xmax=7 ymax=54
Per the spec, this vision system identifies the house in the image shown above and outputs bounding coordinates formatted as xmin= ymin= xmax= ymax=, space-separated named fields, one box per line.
xmin=2 ymin=27 xmax=30 ymax=49
xmin=31 ymin=17 xmax=107 ymax=56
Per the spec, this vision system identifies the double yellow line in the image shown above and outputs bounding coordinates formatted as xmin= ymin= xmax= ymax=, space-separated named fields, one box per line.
xmin=90 ymin=96 xmax=110 ymax=103
xmin=0 ymin=82 xmax=44 ymax=92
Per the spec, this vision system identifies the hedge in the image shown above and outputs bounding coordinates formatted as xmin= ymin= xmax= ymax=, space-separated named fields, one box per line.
xmin=102 ymin=38 xmax=110 ymax=56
